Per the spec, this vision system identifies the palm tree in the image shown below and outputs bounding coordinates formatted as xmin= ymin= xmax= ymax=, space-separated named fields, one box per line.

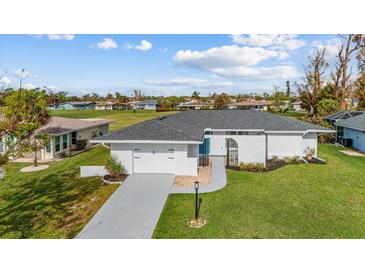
xmin=191 ymin=91 xmax=200 ymax=100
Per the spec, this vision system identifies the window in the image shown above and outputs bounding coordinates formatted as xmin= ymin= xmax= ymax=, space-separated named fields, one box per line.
xmin=62 ymin=134 xmax=68 ymax=150
xmin=55 ymin=136 xmax=61 ymax=152
xmin=226 ymin=138 xmax=238 ymax=166
xmin=0 ymin=138 xmax=3 ymax=153
xmin=91 ymin=131 xmax=98 ymax=138
xmin=45 ymin=142 xmax=51 ymax=153
xmin=71 ymin=132 xmax=77 ymax=145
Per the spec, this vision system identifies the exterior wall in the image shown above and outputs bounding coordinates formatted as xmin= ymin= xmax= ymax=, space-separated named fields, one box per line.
xmin=343 ymin=128 xmax=365 ymax=153
xmin=110 ymin=143 xmax=198 ymax=176
xmin=208 ymin=134 xmax=266 ymax=163
xmin=110 ymin=143 xmax=134 ymax=174
xmin=77 ymin=124 xmax=109 ymax=142
xmin=302 ymin=132 xmax=318 ymax=157
xmin=267 ymin=133 xmax=317 ymax=158
xmin=174 ymin=144 xmax=198 ymax=176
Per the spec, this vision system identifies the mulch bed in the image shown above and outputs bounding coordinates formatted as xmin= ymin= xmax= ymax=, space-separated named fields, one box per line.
xmin=103 ymin=174 xmax=128 ymax=184
xmin=226 ymin=160 xmax=302 ymax=173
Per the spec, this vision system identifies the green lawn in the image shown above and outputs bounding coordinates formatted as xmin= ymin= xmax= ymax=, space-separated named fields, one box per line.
xmin=51 ymin=109 xmax=176 ymax=131
xmin=0 ymin=146 xmax=114 ymax=238
xmin=153 ymin=144 xmax=365 ymax=239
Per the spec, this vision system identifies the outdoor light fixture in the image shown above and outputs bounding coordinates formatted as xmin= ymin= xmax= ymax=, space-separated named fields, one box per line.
xmin=195 ymin=181 xmax=200 ymax=220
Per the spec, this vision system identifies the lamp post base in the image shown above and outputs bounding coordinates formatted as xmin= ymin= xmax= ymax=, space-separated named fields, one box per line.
xmin=188 ymin=218 xmax=207 ymax=228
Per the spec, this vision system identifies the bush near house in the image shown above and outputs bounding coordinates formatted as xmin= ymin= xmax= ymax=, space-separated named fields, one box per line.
xmin=105 ymin=156 xmax=126 ymax=181
xmin=75 ymin=139 xmax=88 ymax=151
xmin=239 ymin=162 xmax=267 ymax=172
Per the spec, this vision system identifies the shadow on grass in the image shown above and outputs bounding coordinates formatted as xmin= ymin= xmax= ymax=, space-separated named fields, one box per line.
xmin=0 ymin=169 xmax=106 ymax=238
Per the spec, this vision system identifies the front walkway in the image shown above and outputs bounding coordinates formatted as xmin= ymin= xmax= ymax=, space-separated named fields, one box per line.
xmin=77 ymin=173 xmax=174 ymax=239
xmin=340 ymin=149 xmax=365 ymax=157
xmin=170 ymin=156 xmax=227 ymax=194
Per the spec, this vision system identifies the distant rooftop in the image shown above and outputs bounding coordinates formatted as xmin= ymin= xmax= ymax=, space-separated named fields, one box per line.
xmin=229 ymin=100 xmax=272 ymax=106
xmin=130 ymin=100 xmax=157 ymax=105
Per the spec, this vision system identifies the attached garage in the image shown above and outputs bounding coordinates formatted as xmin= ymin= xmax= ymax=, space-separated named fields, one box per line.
xmin=133 ymin=144 xmax=175 ymax=174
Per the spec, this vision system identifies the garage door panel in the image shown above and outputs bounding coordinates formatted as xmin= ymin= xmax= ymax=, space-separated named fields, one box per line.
xmin=133 ymin=144 xmax=175 ymax=174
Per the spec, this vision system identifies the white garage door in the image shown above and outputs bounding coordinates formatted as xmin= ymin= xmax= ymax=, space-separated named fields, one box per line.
xmin=133 ymin=144 xmax=175 ymax=174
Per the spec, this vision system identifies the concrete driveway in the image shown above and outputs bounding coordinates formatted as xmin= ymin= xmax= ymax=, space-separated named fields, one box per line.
xmin=77 ymin=173 xmax=174 ymax=239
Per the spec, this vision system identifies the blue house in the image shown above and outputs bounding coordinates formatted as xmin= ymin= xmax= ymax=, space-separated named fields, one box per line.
xmin=334 ymin=113 xmax=365 ymax=153
xmin=130 ymin=100 xmax=158 ymax=110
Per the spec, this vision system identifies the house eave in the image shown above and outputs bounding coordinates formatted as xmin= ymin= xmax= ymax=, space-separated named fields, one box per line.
xmin=91 ymin=139 xmax=203 ymax=144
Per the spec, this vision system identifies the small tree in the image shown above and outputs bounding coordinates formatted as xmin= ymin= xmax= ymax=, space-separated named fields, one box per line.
xmin=0 ymin=89 xmax=50 ymax=167
xmin=316 ymin=99 xmax=339 ymax=117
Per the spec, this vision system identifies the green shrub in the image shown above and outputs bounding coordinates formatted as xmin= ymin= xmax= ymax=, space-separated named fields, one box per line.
xmin=105 ymin=155 xmax=125 ymax=180
xmin=75 ymin=139 xmax=88 ymax=150
xmin=0 ymin=154 xmax=9 ymax=166
xmin=271 ymin=155 xmax=279 ymax=161
xmin=239 ymin=162 xmax=267 ymax=172
xmin=283 ymin=155 xmax=302 ymax=164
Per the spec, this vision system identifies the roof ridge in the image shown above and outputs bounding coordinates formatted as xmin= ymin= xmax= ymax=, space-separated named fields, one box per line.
xmin=156 ymin=118 xmax=202 ymax=141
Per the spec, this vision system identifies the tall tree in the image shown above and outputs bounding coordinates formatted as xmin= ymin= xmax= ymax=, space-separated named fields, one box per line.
xmin=0 ymin=89 xmax=50 ymax=167
xmin=191 ymin=91 xmax=200 ymax=100
xmin=133 ymin=90 xmax=144 ymax=101
xmin=213 ymin=93 xmax=231 ymax=109
xmin=331 ymin=34 xmax=363 ymax=110
xmin=298 ymin=49 xmax=329 ymax=116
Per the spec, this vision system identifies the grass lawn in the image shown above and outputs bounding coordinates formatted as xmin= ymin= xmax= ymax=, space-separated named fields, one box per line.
xmin=51 ymin=109 xmax=176 ymax=131
xmin=0 ymin=145 xmax=115 ymax=238
xmin=153 ymin=144 xmax=365 ymax=239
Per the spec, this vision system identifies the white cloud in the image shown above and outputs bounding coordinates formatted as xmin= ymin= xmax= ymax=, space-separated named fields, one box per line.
xmin=15 ymin=69 xmax=30 ymax=78
xmin=23 ymin=83 xmax=37 ymax=89
xmin=48 ymin=34 xmax=75 ymax=41
xmin=210 ymin=65 xmax=300 ymax=80
xmin=95 ymin=38 xmax=118 ymax=50
xmin=125 ymin=40 xmax=152 ymax=52
xmin=231 ymin=34 xmax=305 ymax=50
xmin=312 ymin=39 xmax=342 ymax=59
xmin=172 ymin=45 xmax=298 ymax=80
xmin=144 ymin=77 xmax=234 ymax=89
xmin=174 ymin=45 xmax=288 ymax=70
xmin=0 ymin=77 xmax=11 ymax=85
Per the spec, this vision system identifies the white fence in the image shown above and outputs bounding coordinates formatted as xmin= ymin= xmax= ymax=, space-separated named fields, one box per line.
xmin=80 ymin=166 xmax=108 ymax=177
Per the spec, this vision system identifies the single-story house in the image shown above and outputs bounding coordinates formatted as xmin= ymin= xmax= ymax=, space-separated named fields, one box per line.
xmin=130 ymin=100 xmax=158 ymax=110
xmin=227 ymin=100 xmax=272 ymax=111
xmin=334 ymin=113 xmax=365 ymax=152
xmin=1 ymin=117 xmax=110 ymax=160
xmin=177 ymin=100 xmax=212 ymax=110
xmin=57 ymin=101 xmax=96 ymax=110
xmin=95 ymin=101 xmax=129 ymax=111
xmin=292 ymin=101 xmax=304 ymax=112
xmin=92 ymin=110 xmax=332 ymax=176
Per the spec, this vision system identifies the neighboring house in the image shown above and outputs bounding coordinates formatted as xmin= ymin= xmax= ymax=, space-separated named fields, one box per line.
xmin=57 ymin=101 xmax=96 ymax=110
xmin=292 ymin=101 xmax=304 ymax=112
xmin=227 ymin=100 xmax=272 ymax=111
xmin=92 ymin=110 xmax=332 ymax=176
xmin=95 ymin=101 xmax=129 ymax=110
xmin=177 ymin=100 xmax=212 ymax=110
xmin=0 ymin=117 xmax=109 ymax=160
xmin=130 ymin=100 xmax=158 ymax=110
xmin=334 ymin=113 xmax=365 ymax=152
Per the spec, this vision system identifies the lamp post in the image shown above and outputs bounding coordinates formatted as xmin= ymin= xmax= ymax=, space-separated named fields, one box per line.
xmin=194 ymin=181 xmax=199 ymax=220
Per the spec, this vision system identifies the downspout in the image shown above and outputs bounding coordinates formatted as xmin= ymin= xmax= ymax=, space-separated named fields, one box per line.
xmin=265 ymin=133 xmax=268 ymax=164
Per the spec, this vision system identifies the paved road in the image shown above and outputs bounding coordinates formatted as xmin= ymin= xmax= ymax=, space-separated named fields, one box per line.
xmin=77 ymin=173 xmax=175 ymax=239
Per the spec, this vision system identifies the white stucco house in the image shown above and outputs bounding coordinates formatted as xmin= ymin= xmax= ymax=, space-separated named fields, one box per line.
xmin=130 ymin=100 xmax=158 ymax=110
xmin=92 ymin=110 xmax=332 ymax=176
xmin=1 ymin=117 xmax=110 ymax=160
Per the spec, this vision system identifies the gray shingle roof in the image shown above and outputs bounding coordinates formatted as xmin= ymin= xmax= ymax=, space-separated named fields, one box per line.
xmin=39 ymin=117 xmax=110 ymax=135
xmin=334 ymin=113 xmax=365 ymax=131
xmin=94 ymin=110 xmax=331 ymax=142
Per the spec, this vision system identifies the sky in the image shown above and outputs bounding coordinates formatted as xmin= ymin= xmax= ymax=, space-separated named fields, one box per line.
xmin=0 ymin=34 xmax=343 ymax=97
